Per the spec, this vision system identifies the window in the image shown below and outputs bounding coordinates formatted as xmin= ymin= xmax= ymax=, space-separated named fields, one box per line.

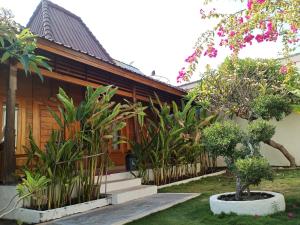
xmin=1 ymin=105 xmax=19 ymax=148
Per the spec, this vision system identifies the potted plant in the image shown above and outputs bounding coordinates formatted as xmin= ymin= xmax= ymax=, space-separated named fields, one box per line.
xmin=203 ymin=120 xmax=286 ymax=216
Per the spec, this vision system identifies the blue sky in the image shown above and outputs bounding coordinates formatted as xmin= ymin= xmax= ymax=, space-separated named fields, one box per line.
xmin=2 ymin=0 xmax=295 ymax=85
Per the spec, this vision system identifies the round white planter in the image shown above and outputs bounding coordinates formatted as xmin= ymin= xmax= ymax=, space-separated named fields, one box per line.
xmin=210 ymin=191 xmax=285 ymax=216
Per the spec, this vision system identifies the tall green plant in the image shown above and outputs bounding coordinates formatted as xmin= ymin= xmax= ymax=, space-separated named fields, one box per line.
xmin=22 ymin=85 xmax=145 ymax=209
xmin=132 ymin=95 xmax=216 ymax=185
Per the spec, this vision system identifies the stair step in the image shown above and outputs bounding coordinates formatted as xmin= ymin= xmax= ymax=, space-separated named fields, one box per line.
xmin=100 ymin=178 xmax=141 ymax=193
xmin=96 ymin=172 xmax=136 ymax=182
xmin=108 ymin=185 xmax=157 ymax=204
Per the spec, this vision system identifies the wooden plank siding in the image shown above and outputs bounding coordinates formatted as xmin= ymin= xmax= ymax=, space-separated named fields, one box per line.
xmin=0 ymin=73 xmax=139 ymax=174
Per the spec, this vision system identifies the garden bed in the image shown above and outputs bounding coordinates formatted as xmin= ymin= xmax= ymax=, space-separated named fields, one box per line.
xmin=210 ymin=191 xmax=286 ymax=216
xmin=157 ymin=169 xmax=226 ymax=189
xmin=5 ymin=197 xmax=110 ymax=224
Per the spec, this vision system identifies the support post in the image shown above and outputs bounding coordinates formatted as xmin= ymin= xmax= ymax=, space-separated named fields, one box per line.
xmin=132 ymin=86 xmax=141 ymax=144
xmin=2 ymin=64 xmax=17 ymax=184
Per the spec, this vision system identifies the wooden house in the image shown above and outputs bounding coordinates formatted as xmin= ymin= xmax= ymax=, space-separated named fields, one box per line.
xmin=0 ymin=0 xmax=185 ymax=180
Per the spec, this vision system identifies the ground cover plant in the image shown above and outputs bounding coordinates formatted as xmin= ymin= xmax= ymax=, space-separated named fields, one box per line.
xmin=128 ymin=169 xmax=300 ymax=225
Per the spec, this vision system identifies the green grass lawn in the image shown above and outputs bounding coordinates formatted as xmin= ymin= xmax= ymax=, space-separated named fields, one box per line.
xmin=128 ymin=169 xmax=300 ymax=225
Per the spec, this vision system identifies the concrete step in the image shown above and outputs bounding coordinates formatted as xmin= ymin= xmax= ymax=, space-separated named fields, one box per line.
xmin=100 ymin=178 xmax=142 ymax=193
xmin=108 ymin=185 xmax=157 ymax=204
xmin=96 ymin=171 xmax=136 ymax=183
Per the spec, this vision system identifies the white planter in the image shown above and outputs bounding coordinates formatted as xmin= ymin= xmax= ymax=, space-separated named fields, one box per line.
xmin=5 ymin=197 xmax=110 ymax=224
xmin=210 ymin=191 xmax=285 ymax=216
xmin=158 ymin=170 xmax=226 ymax=189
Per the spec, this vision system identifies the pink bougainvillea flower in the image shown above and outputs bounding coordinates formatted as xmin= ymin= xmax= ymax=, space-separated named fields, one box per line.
xmin=247 ymin=0 xmax=253 ymax=10
xmin=255 ymin=34 xmax=264 ymax=42
xmin=280 ymin=65 xmax=288 ymax=74
xmin=229 ymin=31 xmax=236 ymax=37
xmin=177 ymin=67 xmax=186 ymax=82
xmin=244 ymin=33 xmax=254 ymax=44
xmin=219 ymin=39 xmax=228 ymax=46
xmin=204 ymin=46 xmax=218 ymax=58
xmin=238 ymin=17 xmax=244 ymax=24
xmin=185 ymin=51 xmax=197 ymax=63
xmin=291 ymin=24 xmax=298 ymax=33
xmin=217 ymin=26 xmax=225 ymax=37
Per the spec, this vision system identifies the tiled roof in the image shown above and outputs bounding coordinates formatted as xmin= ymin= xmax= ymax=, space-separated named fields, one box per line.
xmin=113 ymin=59 xmax=145 ymax=75
xmin=27 ymin=0 xmax=114 ymax=63
xmin=27 ymin=0 xmax=186 ymax=94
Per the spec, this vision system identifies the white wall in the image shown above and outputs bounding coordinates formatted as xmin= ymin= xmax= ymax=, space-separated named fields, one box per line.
xmin=236 ymin=113 xmax=300 ymax=166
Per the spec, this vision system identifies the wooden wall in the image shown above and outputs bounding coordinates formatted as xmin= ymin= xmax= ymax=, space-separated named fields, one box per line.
xmin=0 ymin=72 xmax=137 ymax=176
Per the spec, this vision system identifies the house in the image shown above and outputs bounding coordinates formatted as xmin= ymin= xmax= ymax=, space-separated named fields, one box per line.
xmin=0 ymin=0 xmax=186 ymax=181
xmin=178 ymin=53 xmax=300 ymax=167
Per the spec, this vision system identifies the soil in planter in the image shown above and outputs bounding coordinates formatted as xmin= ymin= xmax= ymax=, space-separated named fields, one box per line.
xmin=218 ymin=192 xmax=274 ymax=201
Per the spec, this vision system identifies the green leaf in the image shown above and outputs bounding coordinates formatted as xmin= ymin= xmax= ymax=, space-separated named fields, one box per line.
xmin=1 ymin=51 xmax=10 ymax=63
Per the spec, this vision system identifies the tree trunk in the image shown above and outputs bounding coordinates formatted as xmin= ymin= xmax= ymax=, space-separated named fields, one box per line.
xmin=264 ymin=139 xmax=297 ymax=168
xmin=2 ymin=64 xmax=17 ymax=184
xmin=235 ymin=175 xmax=242 ymax=200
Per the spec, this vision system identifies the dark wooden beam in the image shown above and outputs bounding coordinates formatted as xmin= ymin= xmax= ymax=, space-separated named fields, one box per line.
xmin=2 ymin=64 xmax=17 ymax=184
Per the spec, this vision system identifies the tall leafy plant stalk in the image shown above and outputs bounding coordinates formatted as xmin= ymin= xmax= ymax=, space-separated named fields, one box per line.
xmin=132 ymin=95 xmax=216 ymax=185
xmin=23 ymin=86 xmax=145 ymax=209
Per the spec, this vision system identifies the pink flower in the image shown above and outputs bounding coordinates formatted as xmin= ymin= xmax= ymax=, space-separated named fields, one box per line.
xmin=291 ymin=24 xmax=298 ymax=33
xmin=229 ymin=31 xmax=236 ymax=37
xmin=247 ymin=0 xmax=253 ymax=10
xmin=204 ymin=46 xmax=218 ymax=58
xmin=238 ymin=17 xmax=244 ymax=24
xmin=255 ymin=34 xmax=264 ymax=42
xmin=280 ymin=65 xmax=288 ymax=74
xmin=219 ymin=39 xmax=228 ymax=46
xmin=217 ymin=26 xmax=225 ymax=37
xmin=185 ymin=52 xmax=197 ymax=63
xmin=256 ymin=0 xmax=266 ymax=4
xmin=177 ymin=67 xmax=186 ymax=82
xmin=244 ymin=33 xmax=254 ymax=44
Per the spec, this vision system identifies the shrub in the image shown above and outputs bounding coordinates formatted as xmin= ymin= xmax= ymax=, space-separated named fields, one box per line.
xmin=247 ymin=119 xmax=275 ymax=143
xmin=235 ymin=157 xmax=273 ymax=189
xmin=203 ymin=121 xmax=243 ymax=159
xmin=252 ymin=95 xmax=291 ymax=121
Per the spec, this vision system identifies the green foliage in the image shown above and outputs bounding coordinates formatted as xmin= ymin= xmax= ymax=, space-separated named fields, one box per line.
xmin=0 ymin=8 xmax=51 ymax=80
xmin=16 ymin=170 xmax=50 ymax=210
xmin=23 ymin=85 xmax=145 ymax=209
xmin=235 ymin=157 xmax=273 ymax=187
xmin=252 ymin=95 xmax=291 ymax=121
xmin=132 ymin=95 xmax=216 ymax=185
xmin=203 ymin=119 xmax=276 ymax=200
xmin=193 ymin=58 xmax=295 ymax=121
xmin=203 ymin=121 xmax=243 ymax=158
xmin=248 ymin=119 xmax=275 ymax=143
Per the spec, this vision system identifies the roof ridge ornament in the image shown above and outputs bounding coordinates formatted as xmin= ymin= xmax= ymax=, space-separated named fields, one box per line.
xmin=41 ymin=0 xmax=54 ymax=40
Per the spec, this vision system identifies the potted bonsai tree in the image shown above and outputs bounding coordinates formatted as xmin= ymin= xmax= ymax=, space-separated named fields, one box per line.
xmin=203 ymin=120 xmax=286 ymax=216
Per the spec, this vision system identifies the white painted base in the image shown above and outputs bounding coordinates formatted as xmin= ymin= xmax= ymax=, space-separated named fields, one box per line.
xmin=4 ymin=198 xmax=110 ymax=224
xmin=109 ymin=185 xmax=157 ymax=204
xmin=158 ymin=170 xmax=226 ymax=189
xmin=210 ymin=191 xmax=286 ymax=216
xmin=100 ymin=178 xmax=141 ymax=192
